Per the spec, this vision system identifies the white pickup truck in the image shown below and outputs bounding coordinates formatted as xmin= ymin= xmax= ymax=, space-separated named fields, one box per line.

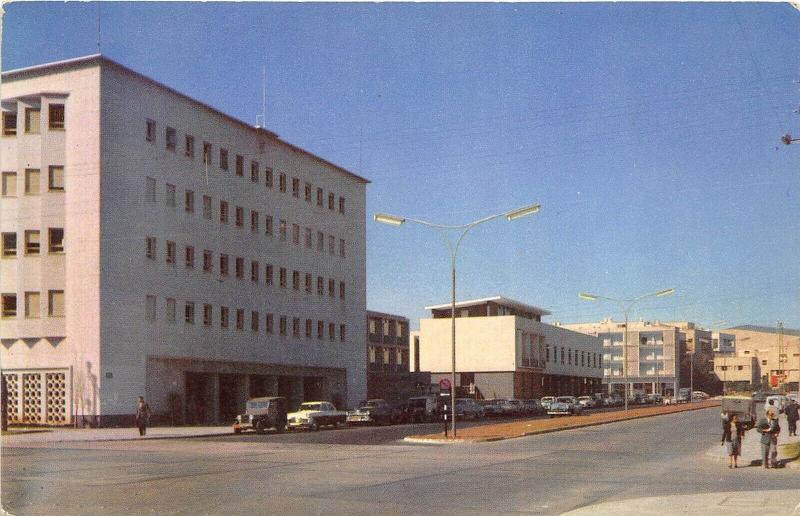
xmin=286 ymin=401 xmax=347 ymax=431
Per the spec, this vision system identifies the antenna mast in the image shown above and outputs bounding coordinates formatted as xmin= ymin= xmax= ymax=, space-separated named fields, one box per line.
xmin=256 ymin=65 xmax=266 ymax=128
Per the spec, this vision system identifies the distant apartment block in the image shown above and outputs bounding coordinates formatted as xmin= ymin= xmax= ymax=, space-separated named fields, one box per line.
xmin=411 ymin=296 xmax=603 ymax=400
xmin=365 ymin=310 xmax=428 ymax=401
xmin=722 ymin=324 xmax=800 ymax=391
xmin=1 ymin=55 xmax=368 ymax=425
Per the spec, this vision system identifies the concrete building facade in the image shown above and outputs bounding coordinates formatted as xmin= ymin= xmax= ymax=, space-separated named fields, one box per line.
xmin=1 ymin=55 xmax=368 ymax=425
xmin=410 ymin=297 xmax=603 ymax=400
xmin=722 ymin=325 xmax=800 ymax=392
xmin=365 ymin=310 xmax=428 ymax=401
xmin=713 ymin=355 xmax=760 ymax=393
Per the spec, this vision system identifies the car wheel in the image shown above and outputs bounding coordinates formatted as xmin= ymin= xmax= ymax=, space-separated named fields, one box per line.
xmin=310 ymin=420 xmax=319 ymax=432
xmin=255 ymin=420 xmax=266 ymax=434
xmin=275 ymin=424 xmax=285 ymax=434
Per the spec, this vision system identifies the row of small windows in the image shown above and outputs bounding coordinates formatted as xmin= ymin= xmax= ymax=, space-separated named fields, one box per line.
xmin=144 ymin=237 xmax=346 ymax=299
xmin=1 ymin=167 xmax=64 ymax=196
xmin=368 ymin=318 xmax=409 ymax=338
xmin=1 ymin=290 xmax=64 ymax=318
xmin=2 ymin=229 xmax=64 ymax=257
xmin=144 ymin=295 xmax=347 ymax=341
xmin=145 ymin=177 xmax=347 ymax=259
xmin=545 ymin=345 xmax=602 ymax=369
xmin=144 ymin=119 xmax=347 ymax=214
xmin=368 ymin=346 xmax=409 ymax=367
xmin=2 ymin=104 xmax=64 ymax=136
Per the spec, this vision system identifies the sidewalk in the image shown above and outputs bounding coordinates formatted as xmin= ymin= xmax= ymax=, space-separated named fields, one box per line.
xmin=405 ymin=400 xmax=721 ymax=443
xmin=1 ymin=424 xmax=233 ymax=445
xmin=705 ymin=413 xmax=800 ymax=470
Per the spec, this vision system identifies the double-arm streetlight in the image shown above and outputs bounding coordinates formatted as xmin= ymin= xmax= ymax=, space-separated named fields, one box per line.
xmin=374 ymin=203 xmax=541 ymax=438
xmin=578 ymin=288 xmax=675 ymax=411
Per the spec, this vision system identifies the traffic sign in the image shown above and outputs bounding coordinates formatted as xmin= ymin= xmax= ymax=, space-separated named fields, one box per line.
xmin=439 ymin=378 xmax=451 ymax=390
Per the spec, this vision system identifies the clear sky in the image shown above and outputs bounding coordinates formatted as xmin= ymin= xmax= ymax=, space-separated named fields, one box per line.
xmin=4 ymin=2 xmax=799 ymax=330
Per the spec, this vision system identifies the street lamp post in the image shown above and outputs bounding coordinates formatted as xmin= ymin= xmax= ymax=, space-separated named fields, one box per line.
xmin=579 ymin=288 xmax=675 ymax=412
xmin=375 ymin=203 xmax=540 ymax=438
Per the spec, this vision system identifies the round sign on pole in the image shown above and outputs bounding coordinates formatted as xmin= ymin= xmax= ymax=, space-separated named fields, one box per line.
xmin=439 ymin=378 xmax=451 ymax=390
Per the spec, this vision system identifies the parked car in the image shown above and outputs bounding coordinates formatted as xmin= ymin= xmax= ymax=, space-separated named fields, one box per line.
xmin=646 ymin=394 xmax=663 ymax=405
xmin=233 ymin=396 xmax=288 ymax=434
xmin=765 ymin=395 xmax=788 ymax=414
xmin=540 ymin=396 xmax=555 ymax=410
xmin=286 ymin=401 xmax=347 ymax=431
xmin=408 ymin=396 xmax=439 ymax=423
xmin=547 ymin=396 xmax=583 ymax=416
xmin=347 ymin=399 xmax=395 ymax=425
xmin=576 ymin=396 xmax=596 ymax=409
xmin=522 ymin=399 xmax=544 ymax=416
xmin=692 ymin=391 xmax=710 ymax=401
xmin=455 ymin=398 xmax=485 ymax=420
xmin=499 ymin=399 xmax=525 ymax=416
xmin=480 ymin=399 xmax=505 ymax=418
xmin=676 ymin=388 xmax=691 ymax=403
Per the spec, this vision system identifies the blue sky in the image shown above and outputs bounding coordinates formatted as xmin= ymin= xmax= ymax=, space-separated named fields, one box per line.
xmin=4 ymin=2 xmax=799 ymax=330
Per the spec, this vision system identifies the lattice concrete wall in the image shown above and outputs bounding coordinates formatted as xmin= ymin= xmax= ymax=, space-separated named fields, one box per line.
xmin=3 ymin=369 xmax=71 ymax=426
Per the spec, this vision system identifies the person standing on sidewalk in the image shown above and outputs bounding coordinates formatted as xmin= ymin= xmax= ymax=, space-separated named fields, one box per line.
xmin=756 ymin=409 xmax=780 ymax=468
xmin=721 ymin=413 xmax=745 ymax=468
xmin=135 ymin=396 xmax=151 ymax=436
xmin=784 ymin=398 xmax=799 ymax=437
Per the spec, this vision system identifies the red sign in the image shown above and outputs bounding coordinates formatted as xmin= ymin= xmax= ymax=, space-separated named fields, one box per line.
xmin=439 ymin=378 xmax=451 ymax=390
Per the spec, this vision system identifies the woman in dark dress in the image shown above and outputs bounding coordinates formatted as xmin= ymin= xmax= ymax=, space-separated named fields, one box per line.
xmin=721 ymin=413 xmax=745 ymax=468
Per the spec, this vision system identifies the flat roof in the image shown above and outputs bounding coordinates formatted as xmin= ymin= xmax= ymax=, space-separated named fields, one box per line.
xmin=2 ymin=54 xmax=369 ymax=185
xmin=425 ymin=296 xmax=551 ymax=316
xmin=367 ymin=310 xmax=409 ymax=322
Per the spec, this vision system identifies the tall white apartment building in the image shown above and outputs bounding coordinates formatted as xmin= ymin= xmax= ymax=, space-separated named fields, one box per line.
xmin=0 ymin=55 xmax=368 ymax=426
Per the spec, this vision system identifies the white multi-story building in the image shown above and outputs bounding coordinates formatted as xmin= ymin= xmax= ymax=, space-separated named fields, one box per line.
xmin=0 ymin=55 xmax=368 ymax=425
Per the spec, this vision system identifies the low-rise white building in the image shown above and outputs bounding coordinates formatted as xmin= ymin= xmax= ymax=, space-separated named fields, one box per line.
xmin=410 ymin=296 xmax=603 ymax=399
xmin=1 ymin=55 xmax=368 ymax=425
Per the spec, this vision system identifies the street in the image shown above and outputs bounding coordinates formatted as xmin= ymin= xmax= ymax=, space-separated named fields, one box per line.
xmin=4 ymin=407 xmax=800 ymax=514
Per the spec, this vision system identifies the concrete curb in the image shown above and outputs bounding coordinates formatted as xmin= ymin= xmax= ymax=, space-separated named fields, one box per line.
xmin=2 ymin=429 xmax=234 ymax=444
xmin=405 ymin=402 xmax=720 ymax=444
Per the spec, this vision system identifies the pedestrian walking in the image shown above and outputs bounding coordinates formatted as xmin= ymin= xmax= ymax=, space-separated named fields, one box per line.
xmin=721 ymin=413 xmax=745 ymax=468
xmin=756 ymin=409 xmax=780 ymax=468
xmin=135 ymin=396 xmax=151 ymax=436
xmin=784 ymin=398 xmax=799 ymax=437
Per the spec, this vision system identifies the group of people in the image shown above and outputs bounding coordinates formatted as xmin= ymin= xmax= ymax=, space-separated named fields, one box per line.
xmin=721 ymin=397 xmax=799 ymax=469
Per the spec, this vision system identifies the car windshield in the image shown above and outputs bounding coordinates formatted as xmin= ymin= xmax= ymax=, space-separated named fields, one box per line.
xmin=247 ymin=400 xmax=268 ymax=410
xmin=556 ymin=397 xmax=572 ymax=403
xmin=299 ymin=403 xmax=322 ymax=411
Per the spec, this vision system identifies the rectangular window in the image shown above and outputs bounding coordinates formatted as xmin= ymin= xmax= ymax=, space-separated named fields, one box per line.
xmin=202 ymin=142 xmax=211 ymax=166
xmin=203 ymin=304 xmax=212 ymax=326
xmin=235 ymin=155 xmax=244 ymax=177
xmin=166 ymin=183 xmax=176 ymax=207
xmin=25 ymin=230 xmax=40 ymax=255
xmin=25 ymin=108 xmax=41 ymax=134
xmin=48 ymin=166 xmax=64 ymax=191
xmin=339 ymin=282 xmax=345 ymax=300
xmin=305 ymin=319 xmax=312 ymax=338
xmin=329 ymin=323 xmax=335 ymax=341
xmin=328 ymin=235 xmax=335 ymax=255
xmin=219 ymin=148 xmax=229 ymax=170
xmin=235 ymin=206 xmax=244 ymax=228
xmin=317 ymin=231 xmax=324 ymax=252
xmin=328 ymin=278 xmax=335 ymax=297
xmin=25 ymin=168 xmax=40 ymax=195
xmin=304 ymin=183 xmax=312 ymax=202
xmin=339 ymin=239 xmax=345 ymax=258
xmin=144 ymin=295 xmax=156 ymax=321
xmin=304 ymin=227 xmax=312 ymax=248
xmin=236 ymin=309 xmax=244 ymax=331
xmin=265 ymin=215 xmax=273 ymax=236
xmin=251 ymin=161 xmax=259 ymax=183
xmin=203 ymin=250 xmax=212 ymax=272
xmin=251 ymin=261 xmax=259 ymax=282
xmin=317 ymin=276 xmax=324 ymax=296
xmin=146 ymin=237 xmax=156 ymax=259
xmin=167 ymin=298 xmax=176 ymax=323
xmin=328 ymin=192 xmax=335 ymax=210
xmin=316 ymin=187 xmax=323 ymax=206
xmin=220 ymin=201 xmax=229 ymax=224
xmin=145 ymin=119 xmax=156 ymax=142
xmin=221 ymin=307 xmax=229 ymax=328
xmin=2 ymin=293 xmax=17 ymax=318
xmin=251 ymin=311 xmax=259 ymax=332
xmin=338 ymin=197 xmax=345 ymax=214
xmin=185 ymin=246 xmax=195 ymax=268
xmin=292 ymin=270 xmax=300 ymax=290
xmin=293 ymin=317 xmax=300 ymax=337
xmin=279 ymin=220 xmax=287 ymax=242
xmin=48 ymin=104 xmax=65 ymax=130
xmin=203 ymin=195 xmax=212 ymax=219
xmin=25 ymin=292 xmax=40 ymax=319
xmin=292 ymin=224 xmax=300 ymax=245
xmin=165 ymin=127 xmax=176 ymax=150
xmin=48 ymin=228 xmax=64 ymax=253
xmin=235 ymin=257 xmax=244 ymax=279
xmin=265 ymin=264 xmax=273 ymax=286
xmin=305 ymin=273 xmax=312 ymax=294
xmin=317 ymin=320 xmax=324 ymax=340
xmin=185 ymin=190 xmax=194 ymax=212
xmin=265 ymin=167 xmax=273 ymax=188
xmin=279 ymin=173 xmax=286 ymax=192
xmin=185 ymin=135 xmax=195 ymax=157
xmin=266 ymin=313 xmax=274 ymax=334
xmin=145 ymin=176 xmax=156 ymax=203
xmin=292 ymin=177 xmax=300 ymax=197
xmin=185 ymin=302 xmax=195 ymax=324
xmin=220 ymin=254 xmax=229 ymax=276
xmin=250 ymin=211 xmax=259 ymax=232
xmin=2 ymin=172 xmax=16 ymax=196
xmin=340 ymin=324 xmax=346 ymax=342
xmin=166 ymin=241 xmax=176 ymax=264
xmin=3 ymin=112 xmax=17 ymax=136
xmin=280 ymin=316 xmax=287 ymax=336
xmin=279 ymin=267 xmax=287 ymax=288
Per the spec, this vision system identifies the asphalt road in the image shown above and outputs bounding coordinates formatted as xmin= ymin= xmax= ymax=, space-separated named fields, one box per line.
xmin=4 ymin=407 xmax=799 ymax=515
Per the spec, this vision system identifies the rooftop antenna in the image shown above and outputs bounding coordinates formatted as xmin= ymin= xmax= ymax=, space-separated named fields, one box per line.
xmin=256 ymin=65 xmax=266 ymax=129
xmin=96 ymin=4 xmax=101 ymax=54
